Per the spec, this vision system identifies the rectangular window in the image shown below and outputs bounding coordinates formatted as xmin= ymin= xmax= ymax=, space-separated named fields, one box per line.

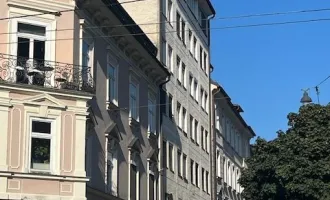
xmin=202 ymin=168 xmax=205 ymax=191
xmin=194 ymin=81 xmax=198 ymax=101
xmin=130 ymin=164 xmax=138 ymax=200
xmin=194 ymin=37 xmax=198 ymax=59
xmin=167 ymin=0 xmax=173 ymax=25
xmin=190 ymin=115 xmax=194 ymax=140
xmin=167 ymin=45 xmax=173 ymax=72
xmin=149 ymin=172 xmax=155 ymax=200
xmin=195 ymin=120 xmax=198 ymax=145
xmin=190 ymin=159 xmax=194 ymax=184
xmin=176 ymin=12 xmax=181 ymax=38
xmin=182 ymin=62 xmax=186 ymax=88
xmin=161 ymin=39 xmax=167 ymax=65
xmin=182 ymin=107 xmax=187 ymax=133
xmin=181 ymin=20 xmax=186 ymax=43
xmin=168 ymin=94 xmax=173 ymax=119
xmin=201 ymin=126 xmax=204 ymax=150
xmin=148 ymin=92 xmax=156 ymax=133
xmin=204 ymin=52 xmax=208 ymax=75
xmin=177 ymin=55 xmax=181 ymax=84
xmin=16 ymin=23 xmax=47 ymax=86
xmin=169 ymin=144 xmax=174 ymax=171
xmin=189 ymin=30 xmax=193 ymax=54
xmin=163 ymin=140 xmax=167 ymax=168
xmin=177 ymin=102 xmax=182 ymax=128
xmin=183 ymin=154 xmax=187 ymax=179
xmin=107 ymin=150 xmax=118 ymax=195
xmin=206 ymin=171 xmax=209 ymax=193
xmin=177 ymin=150 xmax=182 ymax=177
xmin=200 ymin=47 xmax=203 ymax=69
xmin=205 ymin=131 xmax=209 ymax=153
xmin=205 ymin=93 xmax=208 ymax=113
xmin=189 ymin=75 xmax=194 ymax=96
xmin=129 ymin=79 xmax=139 ymax=120
xmin=30 ymin=120 xmax=52 ymax=171
xmin=107 ymin=64 xmax=117 ymax=104
xmin=201 ymin=88 xmax=205 ymax=109
xmin=195 ymin=163 xmax=199 ymax=187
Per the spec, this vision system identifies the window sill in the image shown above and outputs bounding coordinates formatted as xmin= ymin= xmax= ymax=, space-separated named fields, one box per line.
xmin=147 ymin=130 xmax=157 ymax=140
xmin=129 ymin=117 xmax=140 ymax=128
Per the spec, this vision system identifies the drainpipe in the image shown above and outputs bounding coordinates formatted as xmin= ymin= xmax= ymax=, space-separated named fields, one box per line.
xmin=210 ymin=84 xmax=221 ymax=200
xmin=158 ymin=75 xmax=170 ymax=200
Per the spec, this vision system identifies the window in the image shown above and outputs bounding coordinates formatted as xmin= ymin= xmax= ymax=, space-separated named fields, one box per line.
xmin=189 ymin=75 xmax=194 ymax=96
xmin=182 ymin=107 xmax=187 ymax=133
xmin=216 ymin=151 xmax=221 ymax=177
xmin=201 ymin=126 xmax=204 ymax=150
xmin=181 ymin=20 xmax=186 ymax=43
xmin=130 ymin=152 xmax=140 ymax=200
xmin=190 ymin=159 xmax=194 ymax=184
xmin=168 ymin=94 xmax=173 ymax=119
xmin=201 ymin=11 xmax=208 ymax=36
xmin=161 ymin=39 xmax=167 ymax=65
xmin=206 ymin=171 xmax=209 ymax=193
xmin=177 ymin=102 xmax=182 ymax=128
xmin=195 ymin=120 xmax=198 ymax=145
xmin=16 ymin=23 xmax=47 ymax=86
xmin=81 ymin=36 xmax=93 ymax=86
xmin=167 ymin=0 xmax=173 ymax=25
xmin=177 ymin=56 xmax=181 ymax=84
xmin=189 ymin=30 xmax=193 ymax=54
xmin=205 ymin=130 xmax=209 ymax=153
xmin=107 ymin=63 xmax=118 ymax=104
xmin=183 ymin=154 xmax=187 ymax=179
xmin=202 ymin=168 xmax=205 ymax=191
xmin=148 ymin=92 xmax=156 ymax=133
xmin=177 ymin=150 xmax=182 ymax=177
xmin=200 ymin=88 xmax=205 ymax=109
xmin=205 ymin=93 xmax=208 ymax=113
xmin=194 ymin=81 xmax=198 ymax=101
xmin=107 ymin=140 xmax=118 ymax=195
xmin=223 ymin=158 xmax=226 ymax=183
xmin=190 ymin=115 xmax=194 ymax=140
xmin=148 ymin=161 xmax=157 ymax=200
xmin=169 ymin=144 xmax=174 ymax=172
xmin=129 ymin=77 xmax=139 ymax=120
xmin=176 ymin=12 xmax=181 ymax=38
xmin=195 ymin=163 xmax=199 ymax=187
xmin=193 ymin=37 xmax=198 ymax=59
xmin=200 ymin=47 xmax=203 ymax=69
xmin=182 ymin=62 xmax=186 ymax=88
xmin=30 ymin=119 xmax=53 ymax=172
xmin=204 ymin=52 xmax=208 ymax=75
xmin=163 ymin=140 xmax=167 ymax=168
xmin=167 ymin=45 xmax=173 ymax=72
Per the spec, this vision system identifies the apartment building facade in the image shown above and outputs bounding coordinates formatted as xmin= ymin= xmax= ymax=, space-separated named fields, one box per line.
xmin=77 ymin=0 xmax=170 ymax=200
xmin=211 ymin=80 xmax=255 ymax=200
xmin=118 ymin=0 xmax=216 ymax=199
xmin=0 ymin=0 xmax=94 ymax=199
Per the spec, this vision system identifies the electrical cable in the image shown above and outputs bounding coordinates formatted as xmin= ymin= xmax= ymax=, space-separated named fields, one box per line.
xmin=2 ymin=17 xmax=330 ymax=45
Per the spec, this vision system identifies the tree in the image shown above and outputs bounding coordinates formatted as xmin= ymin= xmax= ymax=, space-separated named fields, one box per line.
xmin=239 ymin=103 xmax=330 ymax=200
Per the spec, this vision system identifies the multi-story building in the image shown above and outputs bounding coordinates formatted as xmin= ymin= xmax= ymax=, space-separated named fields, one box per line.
xmin=211 ymin=80 xmax=255 ymax=200
xmin=118 ymin=0 xmax=216 ymax=200
xmin=77 ymin=0 xmax=170 ymax=200
xmin=0 ymin=0 xmax=94 ymax=199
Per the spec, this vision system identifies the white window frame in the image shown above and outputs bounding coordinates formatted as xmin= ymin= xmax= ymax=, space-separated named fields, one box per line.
xmin=107 ymin=54 xmax=118 ymax=105
xmin=147 ymin=161 xmax=157 ymax=200
xmin=28 ymin=118 xmax=55 ymax=173
xmin=167 ymin=0 xmax=173 ymax=25
xmin=177 ymin=102 xmax=182 ymax=128
xmin=148 ymin=91 xmax=157 ymax=134
xmin=107 ymin=148 xmax=118 ymax=196
xmin=167 ymin=45 xmax=173 ymax=73
xmin=129 ymin=75 xmax=140 ymax=121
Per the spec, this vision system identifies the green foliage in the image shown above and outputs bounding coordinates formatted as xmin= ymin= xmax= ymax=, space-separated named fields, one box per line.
xmin=239 ymin=104 xmax=330 ymax=200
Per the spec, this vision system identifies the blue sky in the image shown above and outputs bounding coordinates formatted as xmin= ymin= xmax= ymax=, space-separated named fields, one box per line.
xmin=210 ymin=0 xmax=330 ymax=141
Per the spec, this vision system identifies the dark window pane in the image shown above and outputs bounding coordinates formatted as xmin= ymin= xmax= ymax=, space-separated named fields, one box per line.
xmin=32 ymin=121 xmax=51 ymax=134
xmin=18 ymin=23 xmax=46 ymax=36
xmin=163 ymin=141 xmax=167 ymax=168
xmin=130 ymin=165 xmax=137 ymax=199
xmin=31 ymin=138 xmax=50 ymax=170
xmin=33 ymin=40 xmax=45 ymax=63
xmin=149 ymin=174 xmax=155 ymax=200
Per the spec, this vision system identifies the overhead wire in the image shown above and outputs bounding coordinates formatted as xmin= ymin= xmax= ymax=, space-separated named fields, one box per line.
xmin=2 ymin=17 xmax=330 ymax=45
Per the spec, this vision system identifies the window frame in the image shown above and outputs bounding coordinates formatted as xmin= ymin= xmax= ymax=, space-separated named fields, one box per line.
xmin=28 ymin=117 xmax=55 ymax=173
xmin=107 ymin=55 xmax=118 ymax=105
xmin=129 ymin=75 xmax=140 ymax=121
xmin=148 ymin=91 xmax=157 ymax=134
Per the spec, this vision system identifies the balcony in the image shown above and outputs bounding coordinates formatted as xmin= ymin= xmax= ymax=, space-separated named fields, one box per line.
xmin=0 ymin=53 xmax=94 ymax=93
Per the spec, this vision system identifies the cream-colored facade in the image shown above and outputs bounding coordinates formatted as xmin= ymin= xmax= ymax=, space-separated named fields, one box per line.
xmin=0 ymin=0 xmax=93 ymax=199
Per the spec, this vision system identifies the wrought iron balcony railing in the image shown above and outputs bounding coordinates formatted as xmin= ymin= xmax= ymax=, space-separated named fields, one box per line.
xmin=0 ymin=53 xmax=94 ymax=93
